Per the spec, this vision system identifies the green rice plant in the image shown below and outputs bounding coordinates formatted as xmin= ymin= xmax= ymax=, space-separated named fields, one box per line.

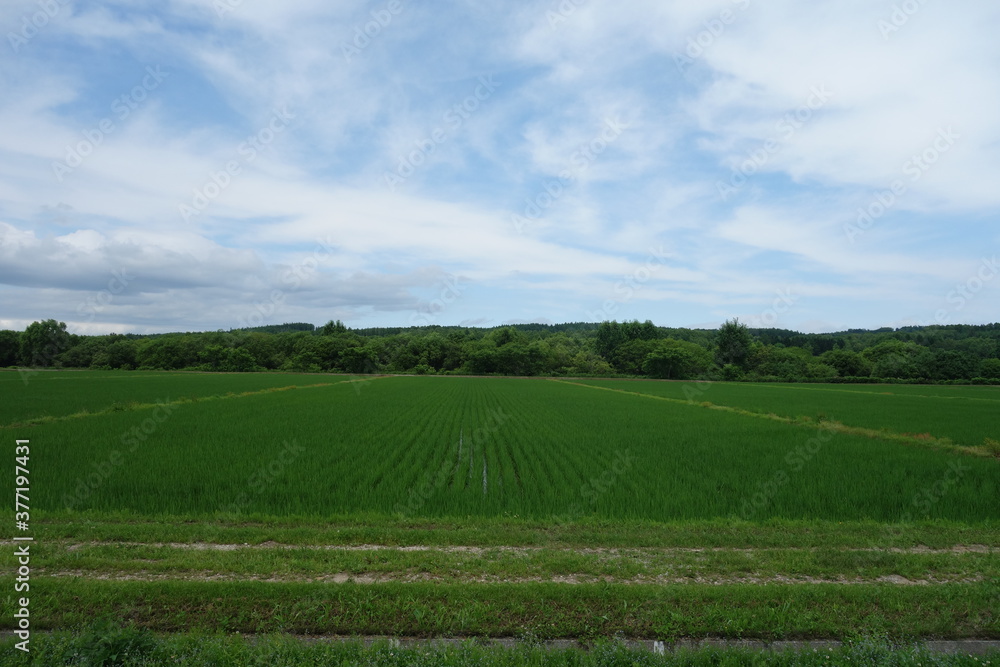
xmin=578 ymin=378 xmax=1000 ymax=451
xmin=6 ymin=376 xmax=997 ymax=523
xmin=0 ymin=368 xmax=342 ymax=425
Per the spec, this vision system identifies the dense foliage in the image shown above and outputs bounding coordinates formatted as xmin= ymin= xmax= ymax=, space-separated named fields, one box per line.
xmin=3 ymin=317 xmax=1000 ymax=383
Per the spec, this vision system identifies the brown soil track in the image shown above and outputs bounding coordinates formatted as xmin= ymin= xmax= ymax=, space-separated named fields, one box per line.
xmin=62 ymin=541 xmax=996 ymax=555
xmin=39 ymin=568 xmax=983 ymax=586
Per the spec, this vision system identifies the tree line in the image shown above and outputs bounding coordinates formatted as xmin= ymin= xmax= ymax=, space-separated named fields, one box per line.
xmin=3 ymin=318 xmax=1000 ymax=384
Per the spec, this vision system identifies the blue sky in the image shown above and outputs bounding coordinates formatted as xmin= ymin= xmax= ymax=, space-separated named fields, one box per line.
xmin=1 ymin=0 xmax=998 ymax=335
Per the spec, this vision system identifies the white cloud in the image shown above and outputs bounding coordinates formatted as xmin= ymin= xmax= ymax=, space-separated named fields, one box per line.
xmin=0 ymin=0 xmax=997 ymax=334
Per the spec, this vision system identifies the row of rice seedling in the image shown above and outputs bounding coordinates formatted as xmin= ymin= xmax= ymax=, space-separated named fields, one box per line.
xmin=11 ymin=376 xmax=999 ymax=522
xmin=0 ymin=369 xmax=340 ymax=425
xmin=578 ymin=378 xmax=1000 ymax=450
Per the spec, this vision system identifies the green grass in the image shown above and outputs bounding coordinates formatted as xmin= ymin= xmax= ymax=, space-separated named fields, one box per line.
xmin=5 ymin=578 xmax=999 ymax=639
xmin=3 ymin=627 xmax=996 ymax=666
xmin=28 ymin=513 xmax=1000 ymax=549
xmin=15 ymin=537 xmax=1000 ymax=584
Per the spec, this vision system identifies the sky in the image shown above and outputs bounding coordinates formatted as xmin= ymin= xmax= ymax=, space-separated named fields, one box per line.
xmin=1 ymin=0 xmax=998 ymax=336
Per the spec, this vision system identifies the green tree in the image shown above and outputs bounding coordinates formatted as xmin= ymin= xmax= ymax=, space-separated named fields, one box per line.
xmin=19 ymin=319 xmax=71 ymax=367
xmin=341 ymin=345 xmax=379 ymax=374
xmin=594 ymin=321 xmax=625 ymax=358
xmin=105 ymin=338 xmax=138 ymax=369
xmin=925 ymin=349 xmax=977 ymax=381
xmin=715 ymin=319 xmax=754 ymax=370
xmin=58 ymin=336 xmax=103 ymax=368
xmin=863 ymin=340 xmax=928 ymax=380
xmin=642 ymin=339 xmax=713 ymax=380
xmin=980 ymin=358 xmax=1000 ymax=379
xmin=461 ymin=337 xmax=500 ymax=374
xmin=748 ymin=345 xmax=809 ymax=381
xmin=319 ymin=319 xmax=348 ymax=336
xmin=241 ymin=332 xmax=281 ymax=369
xmin=567 ymin=350 xmax=613 ymax=376
xmin=0 ymin=330 xmax=19 ymax=366
xmin=492 ymin=326 xmax=525 ymax=347
xmin=610 ymin=339 xmax=659 ymax=375
xmin=820 ymin=349 xmax=872 ymax=377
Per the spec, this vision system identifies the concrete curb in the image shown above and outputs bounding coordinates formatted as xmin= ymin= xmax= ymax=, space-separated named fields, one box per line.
xmin=354 ymin=637 xmax=1000 ymax=656
xmin=3 ymin=631 xmax=999 ymax=655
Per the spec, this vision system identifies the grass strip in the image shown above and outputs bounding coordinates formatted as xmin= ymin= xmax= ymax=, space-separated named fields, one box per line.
xmin=5 ymin=578 xmax=999 ymax=639
xmin=13 ymin=541 xmax=999 ymax=584
xmin=32 ymin=513 xmax=1000 ymax=549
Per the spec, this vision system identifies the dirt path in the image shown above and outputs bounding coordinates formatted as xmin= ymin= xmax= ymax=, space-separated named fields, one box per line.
xmin=40 ymin=568 xmax=983 ymax=586
xmin=62 ymin=541 xmax=996 ymax=555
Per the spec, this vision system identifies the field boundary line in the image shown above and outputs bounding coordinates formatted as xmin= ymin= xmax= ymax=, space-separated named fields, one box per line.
xmin=549 ymin=379 xmax=994 ymax=458
xmin=707 ymin=381 xmax=1000 ymax=403
xmin=43 ymin=540 xmax=998 ymax=555
xmin=0 ymin=376 xmax=394 ymax=429
xmin=33 ymin=568 xmax=988 ymax=586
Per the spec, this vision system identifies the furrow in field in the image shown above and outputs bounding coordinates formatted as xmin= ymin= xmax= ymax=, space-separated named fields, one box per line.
xmin=363 ymin=380 xmax=449 ymax=500
xmin=503 ymin=384 xmax=600 ymax=515
xmin=49 ymin=541 xmax=998 ymax=555
xmin=483 ymin=383 xmax=556 ymax=511
xmin=35 ymin=569 xmax=986 ymax=586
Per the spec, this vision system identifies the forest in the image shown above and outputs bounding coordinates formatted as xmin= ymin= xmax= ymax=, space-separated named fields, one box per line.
xmin=4 ymin=318 xmax=1000 ymax=384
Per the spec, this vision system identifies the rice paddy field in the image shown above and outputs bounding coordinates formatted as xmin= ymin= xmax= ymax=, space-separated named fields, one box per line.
xmin=2 ymin=369 xmax=999 ymax=660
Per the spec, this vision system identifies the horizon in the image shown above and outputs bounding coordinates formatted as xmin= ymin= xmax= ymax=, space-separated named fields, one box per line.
xmin=15 ymin=317 xmax=1000 ymax=339
xmin=2 ymin=2 xmax=998 ymax=336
